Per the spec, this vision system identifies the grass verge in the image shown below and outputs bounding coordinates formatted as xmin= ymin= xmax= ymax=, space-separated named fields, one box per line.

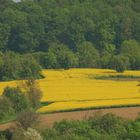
xmin=39 ymin=104 xmax=140 ymax=114
xmin=0 ymin=115 xmax=16 ymax=125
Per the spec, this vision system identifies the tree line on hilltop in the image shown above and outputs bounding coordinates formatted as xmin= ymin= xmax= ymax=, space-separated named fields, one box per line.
xmin=0 ymin=0 xmax=140 ymax=80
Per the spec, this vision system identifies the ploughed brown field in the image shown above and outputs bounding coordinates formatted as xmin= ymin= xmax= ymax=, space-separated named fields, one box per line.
xmin=0 ymin=106 xmax=140 ymax=131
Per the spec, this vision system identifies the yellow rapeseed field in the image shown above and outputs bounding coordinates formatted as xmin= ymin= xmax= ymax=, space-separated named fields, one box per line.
xmin=0 ymin=68 xmax=140 ymax=112
xmin=38 ymin=98 xmax=140 ymax=112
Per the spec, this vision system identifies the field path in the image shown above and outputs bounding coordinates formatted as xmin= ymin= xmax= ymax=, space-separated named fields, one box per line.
xmin=0 ymin=106 xmax=140 ymax=131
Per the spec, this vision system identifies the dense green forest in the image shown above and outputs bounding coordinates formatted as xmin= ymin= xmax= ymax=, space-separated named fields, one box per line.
xmin=0 ymin=0 xmax=140 ymax=80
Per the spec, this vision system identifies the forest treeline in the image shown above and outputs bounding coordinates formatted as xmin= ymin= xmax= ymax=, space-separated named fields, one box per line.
xmin=0 ymin=0 xmax=140 ymax=80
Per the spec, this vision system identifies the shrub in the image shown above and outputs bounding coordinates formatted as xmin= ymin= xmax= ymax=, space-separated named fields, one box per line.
xmin=0 ymin=52 xmax=21 ymax=81
xmin=48 ymin=43 xmax=78 ymax=69
xmin=43 ymin=51 xmax=57 ymax=69
xmin=41 ymin=113 xmax=140 ymax=140
xmin=3 ymin=86 xmax=30 ymax=112
xmin=0 ymin=52 xmax=42 ymax=81
xmin=11 ymin=128 xmax=43 ymax=140
xmin=16 ymin=111 xmax=39 ymax=130
xmin=121 ymin=40 xmax=140 ymax=70
xmin=23 ymin=79 xmax=42 ymax=109
xmin=0 ymin=96 xmax=15 ymax=120
xmin=20 ymin=54 xmax=42 ymax=79
xmin=110 ymin=55 xmax=129 ymax=72
xmin=0 ymin=130 xmax=12 ymax=140
xmin=77 ymin=41 xmax=99 ymax=68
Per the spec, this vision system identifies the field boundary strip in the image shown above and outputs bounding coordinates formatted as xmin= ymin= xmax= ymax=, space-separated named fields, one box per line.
xmin=38 ymin=104 xmax=140 ymax=114
xmin=41 ymin=97 xmax=140 ymax=103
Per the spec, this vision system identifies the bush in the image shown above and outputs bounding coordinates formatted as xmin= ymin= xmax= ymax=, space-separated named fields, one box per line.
xmin=0 ymin=130 xmax=12 ymax=140
xmin=77 ymin=42 xmax=99 ymax=68
xmin=110 ymin=55 xmax=129 ymax=72
xmin=121 ymin=40 xmax=140 ymax=70
xmin=20 ymin=54 xmax=42 ymax=79
xmin=3 ymin=86 xmax=30 ymax=113
xmin=22 ymin=79 xmax=43 ymax=109
xmin=48 ymin=43 xmax=78 ymax=69
xmin=2 ymin=78 xmax=42 ymax=113
xmin=11 ymin=128 xmax=43 ymax=140
xmin=0 ymin=52 xmax=42 ymax=81
xmin=42 ymin=51 xmax=57 ymax=69
xmin=0 ymin=52 xmax=21 ymax=81
xmin=42 ymin=113 xmax=128 ymax=140
xmin=16 ymin=111 xmax=39 ymax=130
xmin=0 ymin=96 xmax=15 ymax=120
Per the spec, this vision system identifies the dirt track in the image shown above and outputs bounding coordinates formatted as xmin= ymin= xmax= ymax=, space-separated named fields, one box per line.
xmin=0 ymin=107 xmax=140 ymax=131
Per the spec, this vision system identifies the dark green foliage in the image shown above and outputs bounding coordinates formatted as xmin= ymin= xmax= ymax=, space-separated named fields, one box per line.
xmin=0 ymin=96 xmax=15 ymax=120
xmin=110 ymin=55 xmax=130 ymax=72
xmin=0 ymin=130 xmax=12 ymax=140
xmin=121 ymin=40 xmax=140 ymax=70
xmin=0 ymin=79 xmax=42 ymax=122
xmin=32 ymin=48 xmax=78 ymax=69
xmin=0 ymin=52 xmax=21 ymax=81
xmin=94 ymin=74 xmax=140 ymax=80
xmin=16 ymin=110 xmax=39 ymax=130
xmin=19 ymin=54 xmax=42 ymax=79
xmin=3 ymin=86 xmax=30 ymax=113
xmin=23 ymin=79 xmax=42 ymax=109
xmin=47 ymin=43 xmax=78 ymax=69
xmin=124 ymin=117 xmax=140 ymax=140
xmin=0 ymin=23 xmax=10 ymax=51
xmin=89 ymin=113 xmax=127 ymax=136
xmin=0 ymin=0 xmax=139 ymax=73
xmin=77 ymin=42 xmax=99 ymax=68
xmin=43 ymin=51 xmax=57 ymax=69
xmin=0 ymin=52 xmax=42 ymax=81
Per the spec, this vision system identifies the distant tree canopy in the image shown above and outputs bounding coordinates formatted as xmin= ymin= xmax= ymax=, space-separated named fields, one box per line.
xmin=0 ymin=52 xmax=42 ymax=81
xmin=0 ymin=0 xmax=140 ymax=80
